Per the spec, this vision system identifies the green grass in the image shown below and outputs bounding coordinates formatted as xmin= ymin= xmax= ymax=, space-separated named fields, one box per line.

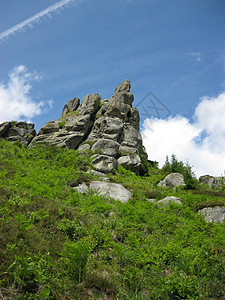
xmin=0 ymin=139 xmax=224 ymax=299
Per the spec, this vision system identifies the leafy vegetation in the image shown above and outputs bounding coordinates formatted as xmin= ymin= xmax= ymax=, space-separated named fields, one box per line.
xmin=58 ymin=121 xmax=66 ymax=129
xmin=0 ymin=140 xmax=224 ymax=299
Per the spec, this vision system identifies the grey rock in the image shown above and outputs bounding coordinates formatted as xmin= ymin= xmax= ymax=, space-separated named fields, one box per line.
xmin=199 ymin=175 xmax=225 ymax=189
xmin=65 ymin=114 xmax=92 ymax=134
xmin=118 ymin=154 xmax=141 ymax=174
xmin=214 ymin=177 xmax=225 ymax=189
xmin=91 ymin=138 xmax=120 ymax=157
xmin=77 ymin=93 xmax=101 ymax=116
xmin=8 ymin=127 xmax=27 ymax=137
xmin=158 ymin=173 xmax=186 ymax=188
xmin=31 ymin=131 xmax=84 ymax=149
xmin=157 ymin=196 xmax=182 ymax=207
xmin=112 ymin=79 xmax=131 ymax=95
xmin=147 ymin=199 xmax=157 ymax=203
xmin=92 ymin=155 xmax=118 ymax=173
xmin=199 ymin=175 xmax=215 ymax=188
xmin=78 ymin=143 xmax=91 ymax=151
xmin=1 ymin=121 xmax=36 ymax=145
xmin=129 ymin=107 xmax=140 ymax=131
xmin=39 ymin=121 xmax=60 ymax=135
xmin=87 ymin=117 xmax=123 ymax=142
xmin=101 ymin=99 xmax=109 ymax=104
xmin=121 ymin=124 xmax=139 ymax=148
xmin=73 ymin=182 xmax=88 ymax=194
xmin=98 ymin=80 xmax=133 ymax=122
xmin=89 ymin=170 xmax=107 ymax=177
xmin=62 ymin=98 xmax=80 ymax=117
xmin=0 ymin=122 xmax=11 ymax=137
xmin=105 ymin=100 xmax=131 ymax=122
xmin=33 ymin=115 xmax=93 ymax=149
xmin=198 ymin=206 xmax=225 ymax=223
xmin=88 ymin=169 xmax=109 ymax=181
xmin=89 ymin=181 xmax=132 ymax=203
xmin=119 ymin=145 xmax=138 ymax=154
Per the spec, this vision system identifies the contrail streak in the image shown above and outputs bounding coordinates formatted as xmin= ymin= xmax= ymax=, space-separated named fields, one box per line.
xmin=0 ymin=0 xmax=77 ymax=41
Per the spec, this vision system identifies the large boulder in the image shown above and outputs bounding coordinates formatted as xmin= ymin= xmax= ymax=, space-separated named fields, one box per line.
xmin=198 ymin=206 xmax=225 ymax=223
xmin=87 ymin=117 xmax=124 ymax=142
xmin=77 ymin=93 xmax=101 ymax=116
xmin=91 ymin=139 xmax=120 ymax=157
xmin=156 ymin=196 xmax=182 ymax=207
xmin=118 ymin=154 xmax=141 ymax=174
xmin=89 ymin=181 xmax=132 ymax=203
xmin=91 ymin=155 xmax=118 ymax=173
xmin=74 ymin=181 xmax=132 ymax=203
xmin=158 ymin=173 xmax=186 ymax=188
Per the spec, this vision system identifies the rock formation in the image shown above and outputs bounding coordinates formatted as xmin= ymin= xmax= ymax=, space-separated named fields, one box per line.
xmin=0 ymin=121 xmax=36 ymax=145
xmin=199 ymin=175 xmax=225 ymax=189
xmin=30 ymin=79 xmax=147 ymax=174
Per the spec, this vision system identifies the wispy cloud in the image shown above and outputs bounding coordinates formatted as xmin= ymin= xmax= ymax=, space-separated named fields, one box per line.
xmin=190 ymin=52 xmax=201 ymax=62
xmin=0 ymin=65 xmax=52 ymax=122
xmin=124 ymin=0 xmax=133 ymax=5
xmin=0 ymin=0 xmax=83 ymax=42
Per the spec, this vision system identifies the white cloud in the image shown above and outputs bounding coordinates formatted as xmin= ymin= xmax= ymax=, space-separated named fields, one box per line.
xmin=141 ymin=92 xmax=225 ymax=177
xmin=0 ymin=65 xmax=52 ymax=122
xmin=0 ymin=0 xmax=84 ymax=42
xmin=190 ymin=52 xmax=201 ymax=62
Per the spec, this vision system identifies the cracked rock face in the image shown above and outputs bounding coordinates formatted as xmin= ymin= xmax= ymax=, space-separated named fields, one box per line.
xmin=1 ymin=80 xmax=147 ymax=174
xmin=0 ymin=121 xmax=36 ymax=145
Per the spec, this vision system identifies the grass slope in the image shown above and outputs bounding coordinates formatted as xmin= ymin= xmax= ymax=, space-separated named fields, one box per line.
xmin=0 ymin=139 xmax=224 ymax=299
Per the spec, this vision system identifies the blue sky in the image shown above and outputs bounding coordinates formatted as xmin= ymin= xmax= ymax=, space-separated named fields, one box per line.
xmin=0 ymin=0 xmax=225 ymax=176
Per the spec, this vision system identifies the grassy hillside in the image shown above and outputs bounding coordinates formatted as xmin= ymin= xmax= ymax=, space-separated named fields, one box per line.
xmin=0 ymin=139 xmax=224 ymax=299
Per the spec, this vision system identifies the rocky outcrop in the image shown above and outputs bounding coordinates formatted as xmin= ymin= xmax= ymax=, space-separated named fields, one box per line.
xmin=0 ymin=121 xmax=36 ymax=145
xmin=30 ymin=79 xmax=147 ymax=174
xmin=0 ymin=80 xmax=147 ymax=174
xmin=73 ymin=181 xmax=132 ymax=203
xmin=199 ymin=175 xmax=225 ymax=189
xmin=30 ymin=93 xmax=101 ymax=149
xmin=198 ymin=206 xmax=225 ymax=223
xmin=158 ymin=173 xmax=185 ymax=188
